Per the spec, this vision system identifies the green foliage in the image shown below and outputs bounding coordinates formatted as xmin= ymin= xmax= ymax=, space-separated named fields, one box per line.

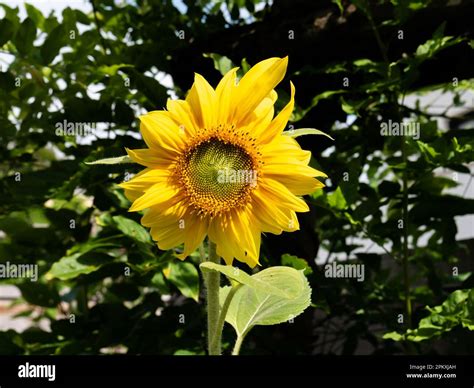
xmin=13 ymin=17 xmax=36 ymax=55
xmin=414 ymin=23 xmax=464 ymax=60
xmin=40 ymin=25 xmax=68 ymax=65
xmin=46 ymin=236 xmax=121 ymax=280
xmin=0 ymin=18 xmax=16 ymax=46
xmin=110 ymin=216 xmax=151 ymax=244
xmin=203 ymin=53 xmax=234 ymax=75
xmin=283 ymin=128 xmax=334 ymax=140
xmin=281 ymin=254 xmax=313 ymax=275
xmin=384 ymin=289 xmax=474 ymax=342
xmin=200 ymin=262 xmax=293 ymax=298
xmin=85 ymin=155 xmax=133 ymax=165
xmin=0 ymin=0 xmax=472 ymax=356
xmin=165 ymin=261 xmax=200 ymax=302
xmin=218 ymin=266 xmax=311 ymax=352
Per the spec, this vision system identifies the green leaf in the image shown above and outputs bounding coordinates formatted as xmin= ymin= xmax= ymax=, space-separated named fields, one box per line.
xmin=0 ymin=18 xmax=16 ymax=46
xmin=416 ymin=140 xmax=440 ymax=162
xmin=125 ymin=69 xmax=168 ymax=105
xmin=203 ymin=53 xmax=234 ymax=75
xmin=327 ymin=187 xmax=348 ymax=210
xmin=352 ymin=58 xmax=386 ymax=75
xmin=112 ymin=215 xmax=151 ymax=244
xmin=46 ymin=237 xmax=120 ymax=280
xmin=174 ymin=349 xmax=204 ymax=355
xmin=0 ymin=332 xmax=22 ymax=355
xmin=341 ymin=97 xmax=366 ymax=115
xmin=97 ymin=64 xmax=133 ymax=76
xmin=222 ymin=266 xmax=311 ymax=338
xmin=19 ymin=282 xmax=60 ymax=308
xmin=384 ymin=289 xmax=474 ymax=342
xmin=200 ymin=262 xmax=294 ymax=298
xmin=151 ymin=272 xmax=170 ymax=294
xmin=414 ymin=23 xmax=463 ymax=59
xmin=25 ymin=3 xmax=45 ymax=30
xmin=283 ymin=128 xmax=334 ymax=140
xmin=46 ymin=252 xmax=111 ymax=281
xmin=40 ymin=25 xmax=66 ymax=64
xmin=74 ymin=10 xmax=91 ymax=25
xmin=85 ymin=155 xmax=133 ymax=165
xmin=332 ymin=0 xmax=343 ymax=13
xmin=66 ymin=236 xmax=121 ymax=256
xmin=13 ymin=17 xmax=36 ymax=55
xmin=382 ymin=331 xmax=404 ymax=341
xmin=240 ymin=57 xmax=250 ymax=73
xmin=281 ymin=254 xmax=313 ymax=275
xmin=62 ymin=7 xmax=77 ymax=32
xmin=165 ymin=261 xmax=200 ymax=302
xmin=0 ymin=71 xmax=16 ymax=93
xmin=344 ymin=212 xmax=361 ymax=226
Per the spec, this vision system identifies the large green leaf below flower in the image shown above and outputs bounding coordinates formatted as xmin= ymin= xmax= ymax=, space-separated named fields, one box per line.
xmin=220 ymin=266 xmax=311 ymax=340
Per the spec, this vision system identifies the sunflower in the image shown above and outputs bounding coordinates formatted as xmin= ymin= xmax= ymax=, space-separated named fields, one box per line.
xmin=120 ymin=57 xmax=327 ymax=268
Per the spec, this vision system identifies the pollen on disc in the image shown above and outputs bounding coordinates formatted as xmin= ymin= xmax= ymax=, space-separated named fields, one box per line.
xmin=178 ymin=137 xmax=257 ymax=216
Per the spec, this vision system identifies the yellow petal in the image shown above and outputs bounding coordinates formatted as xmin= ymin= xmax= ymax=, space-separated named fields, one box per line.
xmin=215 ymin=67 xmax=239 ymax=125
xmin=266 ymin=175 xmax=325 ymax=196
xmin=129 ymin=182 xmax=181 ymax=212
xmin=141 ymin=202 xmax=187 ymax=228
xmin=209 ymin=208 xmax=261 ymax=267
xmin=176 ymin=214 xmax=209 ymax=260
xmin=247 ymin=90 xmax=277 ymax=132
xmin=139 ymin=111 xmax=185 ymax=155
xmin=233 ymin=208 xmax=261 ymax=266
xmin=234 ymin=57 xmax=288 ymax=126
xmin=166 ymin=99 xmax=199 ymax=137
xmin=259 ymin=178 xmax=309 ymax=213
xmin=263 ymin=162 xmax=326 ymax=178
xmin=261 ymin=135 xmax=325 ymax=166
xmin=125 ymin=147 xmax=174 ymax=167
xmin=152 ymin=224 xmax=185 ymax=251
xmin=209 ymin=215 xmax=244 ymax=265
xmin=258 ymin=81 xmax=295 ymax=144
xmin=147 ymin=203 xmax=189 ymax=250
xmin=186 ymin=73 xmax=216 ymax=130
xmin=119 ymin=168 xmax=170 ymax=192
xmin=123 ymin=188 xmax=143 ymax=202
xmin=252 ymin=190 xmax=300 ymax=232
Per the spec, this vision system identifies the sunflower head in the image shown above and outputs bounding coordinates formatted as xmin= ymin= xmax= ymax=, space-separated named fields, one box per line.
xmin=176 ymin=132 xmax=259 ymax=217
xmin=120 ymin=57 xmax=327 ymax=268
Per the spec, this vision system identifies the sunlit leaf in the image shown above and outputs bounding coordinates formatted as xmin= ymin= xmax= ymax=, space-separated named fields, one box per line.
xmin=85 ymin=155 xmax=133 ymax=165
xmin=283 ymin=128 xmax=334 ymax=140
xmin=112 ymin=215 xmax=151 ymax=244
xmin=221 ymin=267 xmax=311 ymax=339
xmin=200 ymin=262 xmax=294 ymax=298
xmin=165 ymin=261 xmax=200 ymax=302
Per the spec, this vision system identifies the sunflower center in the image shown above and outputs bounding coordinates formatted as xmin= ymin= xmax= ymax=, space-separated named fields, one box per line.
xmin=178 ymin=137 xmax=257 ymax=216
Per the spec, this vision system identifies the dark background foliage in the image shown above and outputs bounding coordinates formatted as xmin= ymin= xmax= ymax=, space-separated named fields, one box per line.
xmin=0 ymin=0 xmax=473 ymax=355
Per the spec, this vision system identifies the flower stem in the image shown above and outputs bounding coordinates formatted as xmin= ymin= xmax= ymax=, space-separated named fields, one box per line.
xmin=210 ymin=283 xmax=242 ymax=352
xmin=205 ymin=241 xmax=221 ymax=355
xmin=232 ymin=331 xmax=248 ymax=356
xmin=401 ymin=137 xmax=412 ymax=329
